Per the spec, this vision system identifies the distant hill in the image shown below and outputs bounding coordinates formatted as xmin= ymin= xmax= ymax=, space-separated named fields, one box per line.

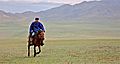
xmin=0 ymin=10 xmax=17 ymax=22
xmin=38 ymin=0 xmax=120 ymax=21
xmin=0 ymin=1 xmax=63 ymax=13
xmin=0 ymin=0 xmax=120 ymax=22
xmin=0 ymin=0 xmax=120 ymax=39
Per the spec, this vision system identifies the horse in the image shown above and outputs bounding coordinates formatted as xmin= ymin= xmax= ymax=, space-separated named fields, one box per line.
xmin=28 ymin=31 xmax=44 ymax=57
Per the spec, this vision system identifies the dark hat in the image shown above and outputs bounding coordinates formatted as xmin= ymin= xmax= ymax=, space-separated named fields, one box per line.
xmin=35 ymin=18 xmax=39 ymax=20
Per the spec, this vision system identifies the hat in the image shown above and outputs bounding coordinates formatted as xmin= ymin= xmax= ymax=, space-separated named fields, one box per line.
xmin=35 ymin=18 xmax=39 ymax=20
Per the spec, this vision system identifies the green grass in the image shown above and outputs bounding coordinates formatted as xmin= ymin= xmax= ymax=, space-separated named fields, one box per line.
xmin=0 ymin=20 xmax=120 ymax=39
xmin=0 ymin=39 xmax=120 ymax=64
xmin=0 ymin=20 xmax=120 ymax=64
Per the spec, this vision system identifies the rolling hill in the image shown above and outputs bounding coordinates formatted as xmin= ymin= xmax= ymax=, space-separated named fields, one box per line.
xmin=0 ymin=0 xmax=120 ymax=39
xmin=0 ymin=1 xmax=63 ymax=13
xmin=0 ymin=0 xmax=120 ymax=21
xmin=38 ymin=0 xmax=120 ymax=21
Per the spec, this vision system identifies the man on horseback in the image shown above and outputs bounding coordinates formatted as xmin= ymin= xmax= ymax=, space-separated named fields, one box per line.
xmin=29 ymin=18 xmax=45 ymax=46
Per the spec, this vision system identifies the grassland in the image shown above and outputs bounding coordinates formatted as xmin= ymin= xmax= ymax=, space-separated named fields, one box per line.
xmin=0 ymin=39 xmax=120 ymax=64
xmin=0 ymin=20 xmax=120 ymax=39
xmin=0 ymin=20 xmax=120 ymax=64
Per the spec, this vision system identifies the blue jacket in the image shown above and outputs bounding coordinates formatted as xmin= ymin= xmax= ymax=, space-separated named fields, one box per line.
xmin=29 ymin=21 xmax=45 ymax=34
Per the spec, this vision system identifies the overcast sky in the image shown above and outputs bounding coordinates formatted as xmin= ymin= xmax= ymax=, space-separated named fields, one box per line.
xmin=0 ymin=0 xmax=101 ymax=13
xmin=0 ymin=0 xmax=101 ymax=4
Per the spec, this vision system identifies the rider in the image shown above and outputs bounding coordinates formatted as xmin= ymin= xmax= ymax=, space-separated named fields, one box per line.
xmin=29 ymin=18 xmax=45 ymax=46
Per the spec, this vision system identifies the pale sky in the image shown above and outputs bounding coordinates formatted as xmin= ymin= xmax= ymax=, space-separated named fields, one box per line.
xmin=0 ymin=0 xmax=101 ymax=4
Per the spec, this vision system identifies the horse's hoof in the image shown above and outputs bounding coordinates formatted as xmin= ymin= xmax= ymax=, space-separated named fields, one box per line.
xmin=34 ymin=55 xmax=36 ymax=57
xmin=28 ymin=55 xmax=30 ymax=57
xmin=34 ymin=53 xmax=36 ymax=57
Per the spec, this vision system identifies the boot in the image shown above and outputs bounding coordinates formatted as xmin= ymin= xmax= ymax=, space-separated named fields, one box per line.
xmin=41 ymin=41 xmax=44 ymax=46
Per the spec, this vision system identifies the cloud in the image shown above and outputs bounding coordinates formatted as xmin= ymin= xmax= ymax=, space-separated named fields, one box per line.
xmin=0 ymin=0 xmax=101 ymax=4
xmin=0 ymin=0 xmax=43 ymax=3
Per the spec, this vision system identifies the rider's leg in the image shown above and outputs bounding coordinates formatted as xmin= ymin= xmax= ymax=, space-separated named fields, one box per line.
xmin=41 ymin=40 xmax=44 ymax=46
xmin=40 ymin=32 xmax=45 ymax=46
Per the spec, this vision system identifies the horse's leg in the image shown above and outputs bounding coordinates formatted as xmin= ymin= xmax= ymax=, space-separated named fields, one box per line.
xmin=34 ymin=45 xmax=36 ymax=57
xmin=36 ymin=46 xmax=41 ymax=54
xmin=38 ymin=46 xmax=41 ymax=54
xmin=28 ymin=44 xmax=30 ymax=57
